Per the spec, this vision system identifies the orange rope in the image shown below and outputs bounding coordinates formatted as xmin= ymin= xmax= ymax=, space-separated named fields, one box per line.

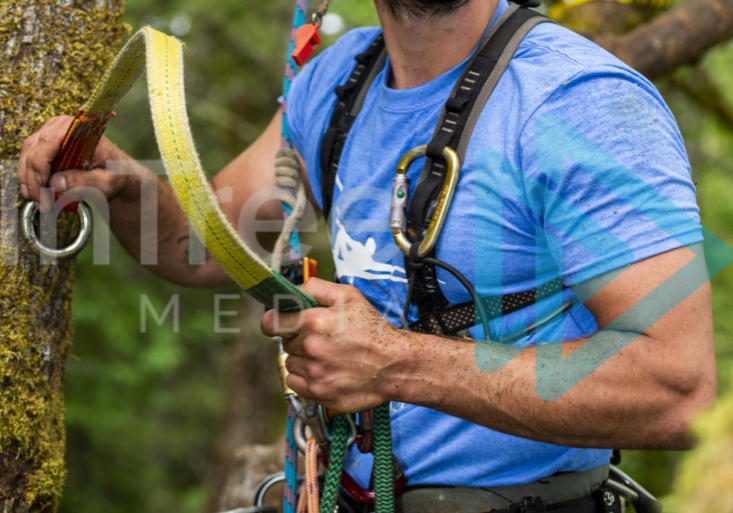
xmin=297 ymin=437 xmax=321 ymax=513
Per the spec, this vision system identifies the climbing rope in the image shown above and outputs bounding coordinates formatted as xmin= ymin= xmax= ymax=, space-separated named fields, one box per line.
xmin=296 ymin=437 xmax=320 ymax=513
xmin=272 ymin=148 xmax=308 ymax=272
xmin=320 ymin=416 xmax=350 ymax=513
xmin=278 ymin=0 xmax=312 ymax=507
xmin=373 ymin=403 xmax=395 ymax=513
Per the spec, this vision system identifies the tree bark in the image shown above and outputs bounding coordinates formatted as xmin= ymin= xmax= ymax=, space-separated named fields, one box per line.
xmin=587 ymin=0 xmax=733 ymax=80
xmin=206 ymin=301 xmax=286 ymax=513
xmin=0 ymin=1 xmax=126 ymax=511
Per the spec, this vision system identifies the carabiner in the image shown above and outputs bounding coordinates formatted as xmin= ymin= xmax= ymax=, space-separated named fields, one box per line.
xmin=319 ymin=405 xmax=358 ymax=446
xmin=21 ymin=201 xmax=93 ymax=260
xmin=390 ymin=145 xmax=460 ymax=259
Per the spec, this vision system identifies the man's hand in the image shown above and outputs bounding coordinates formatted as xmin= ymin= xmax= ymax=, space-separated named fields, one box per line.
xmin=260 ymin=278 xmax=405 ymax=413
xmin=18 ymin=115 xmax=128 ymax=212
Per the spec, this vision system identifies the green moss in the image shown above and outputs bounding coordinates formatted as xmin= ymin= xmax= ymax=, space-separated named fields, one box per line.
xmin=0 ymin=0 xmax=129 ymax=511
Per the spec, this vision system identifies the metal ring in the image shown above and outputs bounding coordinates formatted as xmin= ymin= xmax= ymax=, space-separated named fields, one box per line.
xmin=293 ymin=414 xmax=308 ymax=454
xmin=21 ymin=201 xmax=93 ymax=260
xmin=253 ymin=472 xmax=285 ymax=507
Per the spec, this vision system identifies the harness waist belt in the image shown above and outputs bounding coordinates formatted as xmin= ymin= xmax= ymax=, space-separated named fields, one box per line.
xmin=394 ymin=465 xmax=612 ymax=513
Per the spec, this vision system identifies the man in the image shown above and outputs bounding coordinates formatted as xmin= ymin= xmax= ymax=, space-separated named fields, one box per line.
xmin=19 ymin=0 xmax=716 ymax=510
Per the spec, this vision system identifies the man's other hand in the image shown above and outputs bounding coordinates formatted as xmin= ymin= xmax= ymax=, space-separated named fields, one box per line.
xmin=260 ymin=278 xmax=404 ymax=413
xmin=18 ymin=115 xmax=128 ymax=212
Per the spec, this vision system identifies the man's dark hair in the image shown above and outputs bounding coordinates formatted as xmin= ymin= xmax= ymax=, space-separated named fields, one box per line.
xmin=378 ymin=0 xmax=465 ymax=20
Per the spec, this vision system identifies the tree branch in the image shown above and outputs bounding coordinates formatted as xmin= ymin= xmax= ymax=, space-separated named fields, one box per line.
xmin=668 ymin=66 xmax=733 ymax=132
xmin=589 ymin=0 xmax=733 ymax=80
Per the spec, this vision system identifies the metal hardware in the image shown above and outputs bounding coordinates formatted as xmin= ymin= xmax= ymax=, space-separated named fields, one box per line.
xmin=389 ymin=174 xmax=410 ymax=232
xmin=277 ymin=350 xmax=296 ymax=397
xmin=318 ymin=405 xmax=357 ymax=446
xmin=253 ymin=472 xmax=286 ymax=507
xmin=606 ymin=465 xmax=663 ymax=513
xmin=603 ymin=490 xmax=615 ymax=506
xmin=304 ymin=400 xmax=330 ymax=448
xmin=391 ymin=145 xmax=460 ymax=259
xmin=21 ymin=201 xmax=93 ymax=260
xmin=293 ymin=413 xmax=309 ymax=454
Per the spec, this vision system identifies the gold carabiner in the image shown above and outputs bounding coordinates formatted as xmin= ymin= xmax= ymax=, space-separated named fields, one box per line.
xmin=390 ymin=145 xmax=460 ymax=259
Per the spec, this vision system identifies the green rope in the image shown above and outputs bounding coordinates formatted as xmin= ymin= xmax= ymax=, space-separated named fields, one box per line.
xmin=373 ymin=402 xmax=395 ymax=513
xmin=320 ymin=415 xmax=350 ymax=513
xmin=320 ymin=404 xmax=395 ymax=513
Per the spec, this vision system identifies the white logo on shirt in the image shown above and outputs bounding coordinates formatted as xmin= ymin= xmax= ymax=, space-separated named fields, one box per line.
xmin=332 ymin=215 xmax=407 ymax=283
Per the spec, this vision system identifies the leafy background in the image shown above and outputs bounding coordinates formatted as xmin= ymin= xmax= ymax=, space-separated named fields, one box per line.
xmin=60 ymin=0 xmax=733 ymax=512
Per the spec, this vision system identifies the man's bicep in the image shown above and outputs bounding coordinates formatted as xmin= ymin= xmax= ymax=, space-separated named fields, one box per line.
xmin=573 ymin=244 xmax=712 ymax=339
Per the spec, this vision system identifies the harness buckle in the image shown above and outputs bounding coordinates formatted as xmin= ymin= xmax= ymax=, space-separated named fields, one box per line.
xmin=515 ymin=496 xmax=546 ymax=513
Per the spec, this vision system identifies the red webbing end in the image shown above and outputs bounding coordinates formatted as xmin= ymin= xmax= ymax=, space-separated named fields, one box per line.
xmin=51 ymin=107 xmax=115 ymax=211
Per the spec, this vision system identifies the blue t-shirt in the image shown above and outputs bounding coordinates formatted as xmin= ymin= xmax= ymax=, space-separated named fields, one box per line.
xmin=287 ymin=0 xmax=702 ymax=487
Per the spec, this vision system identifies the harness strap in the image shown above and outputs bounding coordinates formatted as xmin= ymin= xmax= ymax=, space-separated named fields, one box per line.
xmin=408 ymin=277 xmax=568 ymax=337
xmin=318 ymin=4 xmax=560 ymax=338
xmin=404 ymin=6 xmax=553 ymax=323
xmin=319 ymin=36 xmax=387 ymax=221
xmin=44 ymin=28 xmax=316 ymax=310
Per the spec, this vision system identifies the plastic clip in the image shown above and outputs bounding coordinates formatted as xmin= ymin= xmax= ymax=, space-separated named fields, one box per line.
xmin=292 ymin=23 xmax=321 ymax=66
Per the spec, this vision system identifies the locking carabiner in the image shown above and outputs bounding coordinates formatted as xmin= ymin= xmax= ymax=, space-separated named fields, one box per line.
xmin=390 ymin=145 xmax=460 ymax=259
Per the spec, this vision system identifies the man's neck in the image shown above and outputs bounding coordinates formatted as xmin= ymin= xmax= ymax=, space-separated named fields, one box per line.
xmin=377 ymin=0 xmax=499 ymax=90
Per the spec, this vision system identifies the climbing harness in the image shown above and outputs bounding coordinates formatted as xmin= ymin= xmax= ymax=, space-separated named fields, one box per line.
xmin=315 ymin=2 xmax=663 ymax=511
xmin=319 ymin=0 xmax=576 ymax=343
xmin=24 ymin=1 xmax=663 ymax=512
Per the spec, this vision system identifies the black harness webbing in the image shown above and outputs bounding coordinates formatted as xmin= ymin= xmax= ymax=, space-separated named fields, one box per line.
xmin=319 ymin=3 xmax=564 ymax=337
xmin=319 ymin=35 xmax=387 ymax=222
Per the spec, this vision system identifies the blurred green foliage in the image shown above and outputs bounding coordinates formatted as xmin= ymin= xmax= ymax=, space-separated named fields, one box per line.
xmin=59 ymin=0 xmax=733 ymax=512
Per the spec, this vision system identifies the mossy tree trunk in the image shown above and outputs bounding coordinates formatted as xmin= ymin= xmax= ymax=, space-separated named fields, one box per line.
xmin=0 ymin=1 xmax=127 ymax=511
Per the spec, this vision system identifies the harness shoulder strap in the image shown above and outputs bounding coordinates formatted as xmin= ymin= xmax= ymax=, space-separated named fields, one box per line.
xmin=319 ymin=35 xmax=387 ymax=221
xmin=319 ymin=4 xmax=560 ymax=338
xmin=405 ymin=5 xmax=553 ymax=324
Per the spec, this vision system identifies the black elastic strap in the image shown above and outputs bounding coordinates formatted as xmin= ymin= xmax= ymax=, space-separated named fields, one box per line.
xmin=408 ymin=277 xmax=567 ymax=336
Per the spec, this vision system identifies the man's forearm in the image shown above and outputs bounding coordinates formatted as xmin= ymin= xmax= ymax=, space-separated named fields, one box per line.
xmin=105 ymin=148 xmax=231 ymax=287
xmin=386 ymin=324 xmax=714 ymax=450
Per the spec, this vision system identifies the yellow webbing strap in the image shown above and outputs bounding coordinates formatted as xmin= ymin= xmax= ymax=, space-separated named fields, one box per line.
xmin=84 ymin=28 xmax=316 ymax=311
